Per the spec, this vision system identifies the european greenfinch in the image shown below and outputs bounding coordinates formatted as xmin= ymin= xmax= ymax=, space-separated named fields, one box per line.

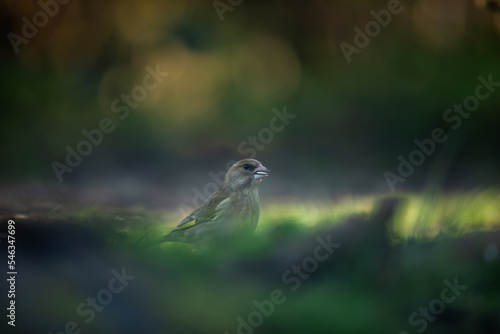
xmin=159 ymin=159 xmax=270 ymax=244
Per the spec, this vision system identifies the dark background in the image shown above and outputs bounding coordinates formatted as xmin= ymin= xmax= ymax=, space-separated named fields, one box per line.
xmin=1 ymin=0 xmax=500 ymax=199
xmin=1 ymin=1 xmax=500 ymax=333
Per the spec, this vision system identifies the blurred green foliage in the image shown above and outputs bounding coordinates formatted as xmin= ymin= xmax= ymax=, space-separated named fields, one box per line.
xmin=13 ymin=191 xmax=500 ymax=333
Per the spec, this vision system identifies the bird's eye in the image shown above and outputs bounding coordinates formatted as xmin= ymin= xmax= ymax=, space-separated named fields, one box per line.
xmin=243 ymin=164 xmax=250 ymax=170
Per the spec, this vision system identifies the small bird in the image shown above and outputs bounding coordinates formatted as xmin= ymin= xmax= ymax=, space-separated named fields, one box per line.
xmin=159 ymin=159 xmax=270 ymax=245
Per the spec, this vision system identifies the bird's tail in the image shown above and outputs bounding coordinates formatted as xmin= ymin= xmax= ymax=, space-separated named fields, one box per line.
xmin=151 ymin=235 xmax=172 ymax=245
xmin=148 ymin=231 xmax=185 ymax=247
xmin=157 ymin=230 xmax=185 ymax=243
xmin=134 ymin=230 xmax=170 ymax=248
xmin=134 ymin=226 xmax=185 ymax=248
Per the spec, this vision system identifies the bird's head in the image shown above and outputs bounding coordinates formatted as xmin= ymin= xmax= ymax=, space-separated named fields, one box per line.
xmin=224 ymin=159 xmax=270 ymax=192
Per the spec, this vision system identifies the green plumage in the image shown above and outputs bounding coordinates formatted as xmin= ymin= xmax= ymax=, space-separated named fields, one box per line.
xmin=160 ymin=159 xmax=270 ymax=244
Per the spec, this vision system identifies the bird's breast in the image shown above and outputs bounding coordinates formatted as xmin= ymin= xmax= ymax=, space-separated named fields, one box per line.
xmin=226 ymin=192 xmax=260 ymax=234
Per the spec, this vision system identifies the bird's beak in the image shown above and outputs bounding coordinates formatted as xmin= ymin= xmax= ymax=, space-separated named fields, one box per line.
xmin=253 ymin=165 xmax=270 ymax=180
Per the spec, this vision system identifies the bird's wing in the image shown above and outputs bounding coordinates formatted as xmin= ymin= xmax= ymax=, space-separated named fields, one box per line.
xmin=173 ymin=194 xmax=231 ymax=231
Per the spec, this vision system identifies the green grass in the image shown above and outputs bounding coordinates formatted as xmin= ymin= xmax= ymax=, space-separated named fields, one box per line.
xmin=22 ymin=188 xmax=500 ymax=334
xmin=391 ymin=188 xmax=500 ymax=242
xmin=57 ymin=188 xmax=500 ymax=249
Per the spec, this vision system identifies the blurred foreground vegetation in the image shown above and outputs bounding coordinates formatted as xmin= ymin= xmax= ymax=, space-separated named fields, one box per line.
xmin=5 ymin=189 xmax=499 ymax=334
